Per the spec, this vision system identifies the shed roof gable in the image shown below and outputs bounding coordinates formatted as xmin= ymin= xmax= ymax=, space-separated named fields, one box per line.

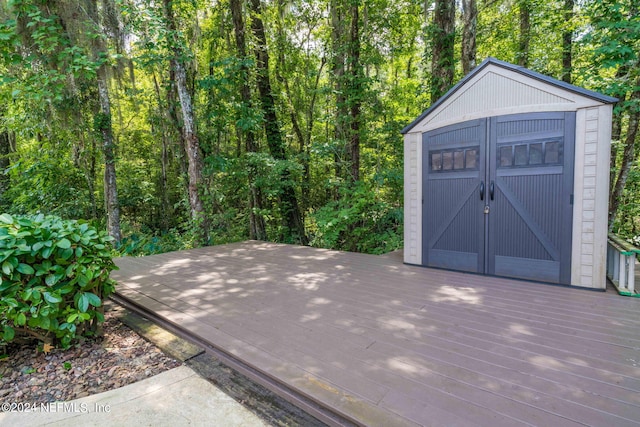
xmin=402 ymin=58 xmax=617 ymax=134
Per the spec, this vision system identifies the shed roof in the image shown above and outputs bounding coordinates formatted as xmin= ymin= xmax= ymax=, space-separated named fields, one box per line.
xmin=401 ymin=57 xmax=618 ymax=134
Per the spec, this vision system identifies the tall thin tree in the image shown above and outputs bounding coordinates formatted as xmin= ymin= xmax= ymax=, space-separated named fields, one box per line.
xmin=517 ymin=0 xmax=531 ymax=67
xmin=53 ymin=0 xmax=123 ymax=243
xmin=431 ymin=0 xmax=455 ymax=101
xmin=86 ymin=0 xmax=122 ymax=242
xmin=163 ymin=0 xmax=208 ymax=242
xmin=347 ymin=0 xmax=362 ymax=182
xmin=230 ymin=0 xmax=267 ymax=240
xmin=561 ymin=0 xmax=574 ymax=83
xmin=248 ymin=0 xmax=307 ymax=244
xmin=0 ymin=105 xmax=13 ymax=208
xmin=330 ymin=0 xmax=348 ymax=184
xmin=461 ymin=0 xmax=477 ymax=75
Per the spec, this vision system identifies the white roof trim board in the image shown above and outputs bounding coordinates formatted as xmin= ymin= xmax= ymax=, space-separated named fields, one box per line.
xmin=402 ymin=57 xmax=617 ymax=135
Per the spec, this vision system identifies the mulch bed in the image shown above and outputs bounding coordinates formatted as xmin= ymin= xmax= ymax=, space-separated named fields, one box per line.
xmin=0 ymin=304 xmax=181 ymax=403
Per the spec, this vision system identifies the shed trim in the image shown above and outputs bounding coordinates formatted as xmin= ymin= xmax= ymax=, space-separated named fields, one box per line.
xmin=401 ymin=58 xmax=618 ymax=135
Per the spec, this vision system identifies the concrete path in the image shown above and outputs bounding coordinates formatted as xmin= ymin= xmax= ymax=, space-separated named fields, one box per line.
xmin=0 ymin=365 xmax=269 ymax=426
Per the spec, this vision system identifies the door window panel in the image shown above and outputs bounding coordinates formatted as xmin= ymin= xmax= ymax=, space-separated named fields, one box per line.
xmin=442 ymin=152 xmax=453 ymax=170
xmin=466 ymin=149 xmax=477 ymax=169
xmin=499 ymin=146 xmax=513 ymax=167
xmin=530 ymin=143 xmax=543 ymax=164
xmin=514 ymin=145 xmax=528 ymax=166
xmin=545 ymin=141 xmax=560 ymax=164
xmin=454 ymin=151 xmax=465 ymax=169
xmin=431 ymin=152 xmax=442 ymax=171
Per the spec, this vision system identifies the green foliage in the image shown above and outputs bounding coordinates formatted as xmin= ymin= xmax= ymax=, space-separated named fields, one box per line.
xmin=93 ymin=112 xmax=112 ymax=135
xmin=0 ymin=0 xmax=637 ymax=260
xmin=0 ymin=214 xmax=117 ymax=348
xmin=3 ymin=148 xmax=96 ymax=219
xmin=310 ymin=182 xmax=403 ymax=254
xmin=119 ymin=226 xmax=194 ymax=256
xmin=610 ymin=162 xmax=640 ymax=243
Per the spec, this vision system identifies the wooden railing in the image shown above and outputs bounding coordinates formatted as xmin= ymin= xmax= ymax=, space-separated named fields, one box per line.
xmin=606 ymin=233 xmax=640 ymax=296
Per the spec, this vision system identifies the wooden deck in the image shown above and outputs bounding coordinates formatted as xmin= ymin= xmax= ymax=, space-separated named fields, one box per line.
xmin=111 ymin=241 xmax=640 ymax=426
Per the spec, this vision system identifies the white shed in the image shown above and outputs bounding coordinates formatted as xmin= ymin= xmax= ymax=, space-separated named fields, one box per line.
xmin=402 ymin=58 xmax=617 ymax=289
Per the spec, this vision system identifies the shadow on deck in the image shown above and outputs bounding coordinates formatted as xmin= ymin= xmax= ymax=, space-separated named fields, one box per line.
xmin=112 ymin=241 xmax=640 ymax=426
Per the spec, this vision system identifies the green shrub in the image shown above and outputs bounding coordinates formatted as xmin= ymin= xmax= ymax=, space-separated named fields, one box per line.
xmin=309 ymin=182 xmax=403 ymax=254
xmin=0 ymin=214 xmax=117 ymax=348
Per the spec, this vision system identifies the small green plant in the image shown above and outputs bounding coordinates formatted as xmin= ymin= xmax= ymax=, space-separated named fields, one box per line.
xmin=63 ymin=361 xmax=72 ymax=371
xmin=0 ymin=214 xmax=118 ymax=348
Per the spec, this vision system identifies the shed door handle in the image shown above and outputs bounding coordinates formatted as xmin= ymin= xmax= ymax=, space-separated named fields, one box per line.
xmin=490 ymin=181 xmax=495 ymax=201
xmin=479 ymin=181 xmax=485 ymax=200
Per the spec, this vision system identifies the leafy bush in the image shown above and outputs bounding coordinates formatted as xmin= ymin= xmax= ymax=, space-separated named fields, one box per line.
xmin=309 ymin=182 xmax=403 ymax=254
xmin=0 ymin=214 xmax=117 ymax=348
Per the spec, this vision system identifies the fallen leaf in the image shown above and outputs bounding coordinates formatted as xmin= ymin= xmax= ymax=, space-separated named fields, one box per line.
xmin=43 ymin=343 xmax=54 ymax=354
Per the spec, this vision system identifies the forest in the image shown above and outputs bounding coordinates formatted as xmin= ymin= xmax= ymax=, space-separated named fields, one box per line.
xmin=0 ymin=0 xmax=638 ymax=255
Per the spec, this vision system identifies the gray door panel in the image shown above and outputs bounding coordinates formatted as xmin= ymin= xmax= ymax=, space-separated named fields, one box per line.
xmin=422 ymin=119 xmax=485 ymax=273
xmin=488 ymin=112 xmax=574 ymax=284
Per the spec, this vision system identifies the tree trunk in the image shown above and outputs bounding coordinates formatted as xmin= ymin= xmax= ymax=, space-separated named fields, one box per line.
xmin=279 ymin=52 xmax=325 ymax=213
xmin=83 ymin=134 xmax=98 ymax=219
xmin=0 ymin=130 xmax=11 ymax=208
xmin=249 ymin=0 xmax=307 ymax=244
xmin=152 ymin=72 xmax=172 ymax=232
xmin=174 ymin=59 xmax=205 ymax=223
xmin=163 ymin=0 xmax=208 ymax=243
xmin=561 ymin=0 xmax=573 ymax=83
xmin=81 ymin=0 xmax=121 ymax=243
xmin=609 ymin=74 xmax=640 ymax=230
xmin=166 ymin=67 xmax=189 ymax=178
xmin=96 ymin=68 xmax=121 ymax=244
xmin=302 ymin=57 xmax=326 ymax=210
xmin=0 ymin=103 xmax=13 ymax=209
xmin=347 ymin=0 xmax=362 ymax=182
xmin=330 ymin=0 xmax=348 ymax=184
xmin=160 ymin=131 xmax=170 ymax=231
xmin=609 ymin=111 xmax=639 ymax=230
xmin=431 ymin=0 xmax=456 ymax=101
xmin=230 ymin=0 xmax=267 ymax=241
xmin=461 ymin=0 xmax=477 ymax=75
xmin=72 ymin=105 xmax=98 ymax=219
xmin=609 ymin=64 xmax=629 ymax=195
xmin=517 ymin=0 xmax=531 ymax=67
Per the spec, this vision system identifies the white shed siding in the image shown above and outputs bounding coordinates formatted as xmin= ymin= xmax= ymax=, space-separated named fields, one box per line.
xmin=403 ymin=132 xmax=422 ymax=265
xmin=411 ymin=67 xmax=604 ymax=133
xmin=570 ymin=105 xmax=612 ymax=289
xmin=426 ymin=71 xmax=570 ymax=124
xmin=594 ymin=105 xmax=613 ymax=288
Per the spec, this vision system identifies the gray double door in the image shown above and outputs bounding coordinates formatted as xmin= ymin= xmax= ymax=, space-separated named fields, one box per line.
xmin=422 ymin=112 xmax=575 ymax=284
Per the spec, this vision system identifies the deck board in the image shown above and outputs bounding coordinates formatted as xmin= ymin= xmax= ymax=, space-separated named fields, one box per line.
xmin=112 ymin=241 xmax=640 ymax=426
